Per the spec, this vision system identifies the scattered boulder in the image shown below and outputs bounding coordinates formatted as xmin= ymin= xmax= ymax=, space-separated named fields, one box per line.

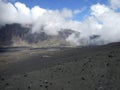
xmin=24 ymin=74 xmax=28 ymax=77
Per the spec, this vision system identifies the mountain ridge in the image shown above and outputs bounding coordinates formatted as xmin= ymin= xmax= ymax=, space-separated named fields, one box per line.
xmin=0 ymin=23 xmax=76 ymax=47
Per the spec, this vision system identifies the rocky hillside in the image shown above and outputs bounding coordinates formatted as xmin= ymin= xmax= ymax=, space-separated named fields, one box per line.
xmin=0 ymin=23 xmax=75 ymax=47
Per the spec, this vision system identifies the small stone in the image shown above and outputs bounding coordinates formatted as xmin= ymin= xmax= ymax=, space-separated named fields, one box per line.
xmin=57 ymin=63 xmax=61 ymax=65
xmin=81 ymin=69 xmax=84 ymax=72
xmin=44 ymin=80 xmax=48 ymax=84
xmin=49 ymin=82 xmax=53 ymax=85
xmin=5 ymin=83 xmax=9 ymax=86
xmin=1 ymin=78 xmax=5 ymax=81
xmin=108 ymin=55 xmax=113 ymax=58
xmin=91 ymin=74 xmax=94 ymax=77
xmin=45 ymin=85 xmax=48 ymax=88
xmin=58 ymin=68 xmax=62 ymax=70
xmin=68 ymin=81 xmax=71 ymax=84
xmin=90 ymin=65 xmax=93 ymax=67
xmin=95 ymin=88 xmax=97 ymax=90
xmin=40 ymin=85 xmax=42 ymax=87
xmin=81 ymin=77 xmax=85 ymax=80
xmin=106 ymin=63 xmax=110 ymax=66
xmin=24 ymin=74 xmax=28 ymax=77
xmin=28 ymin=86 xmax=31 ymax=89
xmin=101 ymin=75 xmax=104 ymax=78
xmin=83 ymin=63 xmax=86 ymax=66
xmin=61 ymin=70 xmax=63 ymax=72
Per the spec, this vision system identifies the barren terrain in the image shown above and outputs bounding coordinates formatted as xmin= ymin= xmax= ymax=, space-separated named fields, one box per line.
xmin=0 ymin=43 xmax=120 ymax=90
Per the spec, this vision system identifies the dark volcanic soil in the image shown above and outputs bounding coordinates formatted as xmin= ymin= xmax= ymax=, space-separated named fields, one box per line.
xmin=0 ymin=43 xmax=120 ymax=90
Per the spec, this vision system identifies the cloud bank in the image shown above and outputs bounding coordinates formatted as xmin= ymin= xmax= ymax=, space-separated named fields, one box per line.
xmin=110 ymin=0 xmax=120 ymax=9
xmin=0 ymin=0 xmax=120 ymax=46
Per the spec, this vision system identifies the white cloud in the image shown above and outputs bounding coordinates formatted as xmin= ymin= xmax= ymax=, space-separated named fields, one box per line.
xmin=15 ymin=2 xmax=32 ymax=24
xmin=15 ymin=2 xmax=30 ymax=15
xmin=31 ymin=8 xmax=82 ymax=35
xmin=61 ymin=8 xmax=73 ymax=18
xmin=0 ymin=0 xmax=120 ymax=46
xmin=90 ymin=3 xmax=120 ymax=44
xmin=0 ymin=0 xmax=17 ymax=25
xmin=67 ymin=3 xmax=120 ymax=45
xmin=109 ymin=0 xmax=120 ymax=9
xmin=74 ymin=9 xmax=81 ymax=14
xmin=0 ymin=1 xmax=32 ymax=25
xmin=91 ymin=3 xmax=110 ymax=16
xmin=31 ymin=6 xmax=47 ymax=21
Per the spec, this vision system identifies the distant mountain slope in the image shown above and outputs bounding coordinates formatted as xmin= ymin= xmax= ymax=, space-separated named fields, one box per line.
xmin=0 ymin=23 xmax=76 ymax=47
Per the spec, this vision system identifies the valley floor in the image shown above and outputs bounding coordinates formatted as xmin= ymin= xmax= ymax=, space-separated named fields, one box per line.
xmin=0 ymin=43 xmax=120 ymax=90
